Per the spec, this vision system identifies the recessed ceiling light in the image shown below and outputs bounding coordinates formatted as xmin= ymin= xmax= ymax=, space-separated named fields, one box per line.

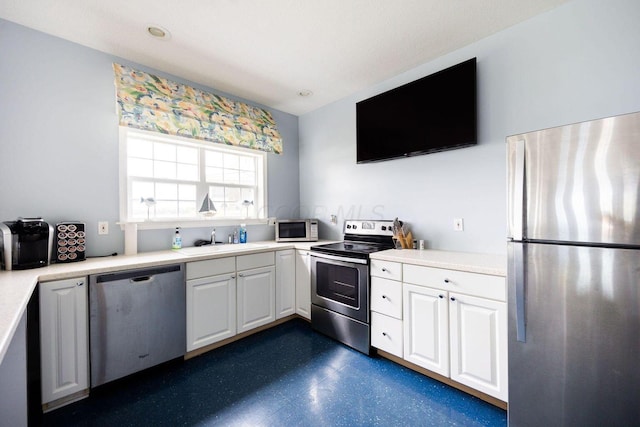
xmin=147 ymin=25 xmax=171 ymax=40
xmin=298 ymin=90 xmax=313 ymax=97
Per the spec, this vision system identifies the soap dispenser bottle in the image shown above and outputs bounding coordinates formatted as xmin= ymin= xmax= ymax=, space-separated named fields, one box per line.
xmin=239 ymin=224 xmax=247 ymax=243
xmin=172 ymin=227 xmax=182 ymax=249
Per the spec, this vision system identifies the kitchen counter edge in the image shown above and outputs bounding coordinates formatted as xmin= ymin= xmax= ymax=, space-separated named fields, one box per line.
xmin=370 ymin=249 xmax=507 ymax=276
xmin=0 ymin=240 xmax=335 ymax=365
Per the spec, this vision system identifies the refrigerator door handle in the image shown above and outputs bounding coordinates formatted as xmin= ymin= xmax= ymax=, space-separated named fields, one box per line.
xmin=514 ymin=242 xmax=526 ymax=342
xmin=513 ymin=139 xmax=525 ymax=241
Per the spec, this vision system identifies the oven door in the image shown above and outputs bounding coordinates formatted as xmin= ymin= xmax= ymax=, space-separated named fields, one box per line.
xmin=311 ymin=252 xmax=369 ymax=323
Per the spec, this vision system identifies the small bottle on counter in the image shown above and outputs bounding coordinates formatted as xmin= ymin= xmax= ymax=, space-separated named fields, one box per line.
xmin=239 ymin=224 xmax=247 ymax=243
xmin=172 ymin=227 xmax=182 ymax=249
xmin=233 ymin=229 xmax=239 ymax=244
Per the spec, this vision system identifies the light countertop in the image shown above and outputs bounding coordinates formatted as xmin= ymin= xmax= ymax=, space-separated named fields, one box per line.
xmin=370 ymin=249 xmax=507 ymax=276
xmin=0 ymin=240 xmax=336 ymax=365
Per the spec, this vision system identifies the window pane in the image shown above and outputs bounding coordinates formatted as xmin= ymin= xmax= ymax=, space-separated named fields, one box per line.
xmin=177 ymin=164 xmax=198 ymax=181
xmin=179 ymin=184 xmax=196 ymax=200
xmin=128 ymin=138 xmax=152 ymax=159
xmin=129 ymin=158 xmax=153 ymax=177
xmin=206 ymin=151 xmax=223 ymax=167
xmin=179 ymin=203 xmax=197 ymax=217
xmin=154 ymin=142 xmax=175 ymax=161
xmin=224 ymin=169 xmax=240 ymax=184
xmin=240 ymin=171 xmax=255 ymax=185
xmin=131 ymin=181 xmax=154 ymax=200
xmin=177 ymin=146 xmax=198 ymax=164
xmin=155 ymin=201 xmax=178 ymax=218
xmin=239 ymin=156 xmax=255 ymax=171
xmin=210 ymin=186 xmax=225 ymax=201
xmin=131 ymin=202 xmax=150 ymax=219
xmin=154 ymin=160 xmax=176 ymax=179
xmin=206 ymin=167 xmax=224 ymax=183
xmin=224 ymin=153 xmax=239 ymax=169
xmin=156 ymin=183 xmax=177 ymax=200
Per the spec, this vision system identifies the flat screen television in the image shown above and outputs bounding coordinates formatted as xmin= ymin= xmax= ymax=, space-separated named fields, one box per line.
xmin=356 ymin=57 xmax=477 ymax=163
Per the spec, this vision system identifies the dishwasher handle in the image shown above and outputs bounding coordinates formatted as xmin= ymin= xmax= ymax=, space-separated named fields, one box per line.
xmin=94 ymin=264 xmax=182 ymax=283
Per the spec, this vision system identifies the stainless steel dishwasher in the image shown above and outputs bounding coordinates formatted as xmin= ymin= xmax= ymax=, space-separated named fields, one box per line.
xmin=89 ymin=264 xmax=185 ymax=387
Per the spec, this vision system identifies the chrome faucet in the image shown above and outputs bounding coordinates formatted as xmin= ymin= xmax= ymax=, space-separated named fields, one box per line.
xmin=210 ymin=228 xmax=216 ymax=245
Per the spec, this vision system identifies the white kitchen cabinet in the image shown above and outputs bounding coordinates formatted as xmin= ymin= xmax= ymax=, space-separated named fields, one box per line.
xmin=294 ymin=249 xmax=311 ymax=319
xmin=275 ymin=249 xmax=296 ymax=319
xmin=402 ymin=282 xmax=449 ymax=376
xmin=402 ymin=263 xmax=508 ymax=401
xmin=237 ymin=252 xmax=276 ymax=333
xmin=39 ymin=277 xmax=89 ymax=406
xmin=370 ymin=261 xmax=403 ymax=357
xmin=449 ymin=292 xmax=508 ymax=401
xmin=186 ymin=257 xmax=237 ymax=351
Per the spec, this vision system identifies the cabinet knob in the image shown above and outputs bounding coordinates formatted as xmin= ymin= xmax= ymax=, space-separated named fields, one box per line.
xmin=239 ymin=273 xmax=244 ymax=277
xmin=77 ymin=281 xmax=84 ymax=287
xmin=438 ymin=294 xmax=444 ymax=299
xmin=231 ymin=275 xmax=236 ymax=279
xmin=444 ymin=278 xmax=450 ymax=283
xmin=382 ymin=267 xmax=388 ymax=272
xmin=450 ymin=297 xmax=456 ymax=302
xmin=382 ymin=295 xmax=388 ymax=300
xmin=382 ymin=332 xmax=387 ymax=337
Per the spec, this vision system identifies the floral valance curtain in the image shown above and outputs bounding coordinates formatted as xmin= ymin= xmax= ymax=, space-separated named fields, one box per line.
xmin=113 ymin=63 xmax=283 ymax=154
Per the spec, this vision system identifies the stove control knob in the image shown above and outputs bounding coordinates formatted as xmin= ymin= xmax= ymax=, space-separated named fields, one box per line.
xmin=353 ymin=225 xmax=358 ymax=229
xmin=346 ymin=225 xmax=352 ymax=229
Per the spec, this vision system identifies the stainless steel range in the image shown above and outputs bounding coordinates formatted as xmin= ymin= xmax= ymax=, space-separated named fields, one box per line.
xmin=310 ymin=219 xmax=395 ymax=354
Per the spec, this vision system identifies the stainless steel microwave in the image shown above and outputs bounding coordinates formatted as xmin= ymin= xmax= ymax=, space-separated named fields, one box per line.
xmin=275 ymin=219 xmax=319 ymax=242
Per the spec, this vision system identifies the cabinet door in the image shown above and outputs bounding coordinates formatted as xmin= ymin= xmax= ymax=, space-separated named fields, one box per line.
xmin=275 ymin=249 xmax=296 ymax=319
xmin=186 ymin=273 xmax=236 ymax=351
xmin=237 ymin=266 xmax=276 ymax=333
xmin=295 ymin=250 xmax=311 ymax=319
xmin=449 ymin=293 xmax=508 ymax=401
xmin=403 ymin=283 xmax=449 ymax=376
xmin=40 ymin=277 xmax=88 ymax=404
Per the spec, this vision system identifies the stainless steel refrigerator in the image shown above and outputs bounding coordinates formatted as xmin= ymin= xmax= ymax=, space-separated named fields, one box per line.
xmin=507 ymin=111 xmax=640 ymax=426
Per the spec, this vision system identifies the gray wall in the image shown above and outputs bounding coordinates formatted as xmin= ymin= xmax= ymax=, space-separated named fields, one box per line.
xmin=0 ymin=19 xmax=300 ymax=256
xmin=299 ymin=0 xmax=640 ymax=255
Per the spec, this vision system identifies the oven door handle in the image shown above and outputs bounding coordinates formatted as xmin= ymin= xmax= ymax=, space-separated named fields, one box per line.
xmin=310 ymin=252 xmax=369 ymax=265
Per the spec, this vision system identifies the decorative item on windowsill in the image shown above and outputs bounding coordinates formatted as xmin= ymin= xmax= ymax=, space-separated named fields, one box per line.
xmin=140 ymin=197 xmax=156 ymax=220
xmin=199 ymin=193 xmax=217 ymax=217
xmin=242 ymin=200 xmax=253 ymax=218
xmin=392 ymin=217 xmax=414 ymax=249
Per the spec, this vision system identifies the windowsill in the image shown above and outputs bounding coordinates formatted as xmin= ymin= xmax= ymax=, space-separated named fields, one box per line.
xmin=118 ymin=217 xmax=273 ymax=231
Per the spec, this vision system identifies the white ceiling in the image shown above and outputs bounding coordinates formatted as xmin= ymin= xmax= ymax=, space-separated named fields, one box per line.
xmin=0 ymin=0 xmax=567 ymax=116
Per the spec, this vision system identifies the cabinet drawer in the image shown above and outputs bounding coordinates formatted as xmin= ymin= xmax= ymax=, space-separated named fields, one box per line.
xmin=371 ymin=312 xmax=403 ymax=358
xmin=371 ymin=277 xmax=402 ymax=319
xmin=371 ymin=260 xmax=402 ymax=281
xmin=187 ymin=257 xmax=235 ymax=280
xmin=237 ymin=251 xmax=275 ymax=271
xmin=403 ymin=264 xmax=505 ymax=301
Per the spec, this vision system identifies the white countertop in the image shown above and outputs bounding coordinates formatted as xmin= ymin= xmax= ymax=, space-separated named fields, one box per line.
xmin=370 ymin=249 xmax=507 ymax=276
xmin=0 ymin=240 xmax=336 ymax=365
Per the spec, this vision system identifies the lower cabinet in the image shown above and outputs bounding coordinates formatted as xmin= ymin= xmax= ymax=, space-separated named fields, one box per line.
xmin=237 ymin=252 xmax=276 ymax=333
xmin=401 ymin=264 xmax=508 ymax=402
xmin=186 ymin=257 xmax=236 ymax=351
xmin=275 ymin=249 xmax=296 ymax=319
xmin=294 ymin=249 xmax=311 ymax=319
xmin=403 ymin=283 xmax=449 ymax=376
xmin=39 ymin=277 xmax=89 ymax=406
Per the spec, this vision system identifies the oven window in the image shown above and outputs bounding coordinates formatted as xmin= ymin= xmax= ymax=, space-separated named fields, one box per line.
xmin=279 ymin=222 xmax=306 ymax=239
xmin=315 ymin=261 xmax=360 ymax=308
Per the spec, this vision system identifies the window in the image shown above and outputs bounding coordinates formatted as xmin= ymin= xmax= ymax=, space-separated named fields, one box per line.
xmin=120 ymin=128 xmax=266 ymax=223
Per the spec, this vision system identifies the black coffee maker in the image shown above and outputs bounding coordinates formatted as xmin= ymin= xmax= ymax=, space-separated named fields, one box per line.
xmin=0 ymin=217 xmax=53 ymax=270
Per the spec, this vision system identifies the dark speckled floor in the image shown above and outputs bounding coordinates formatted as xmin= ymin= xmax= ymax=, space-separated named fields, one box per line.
xmin=42 ymin=318 xmax=506 ymax=426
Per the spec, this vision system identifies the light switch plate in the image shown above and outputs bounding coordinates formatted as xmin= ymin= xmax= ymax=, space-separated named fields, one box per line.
xmin=453 ymin=218 xmax=464 ymax=231
xmin=98 ymin=221 xmax=109 ymax=235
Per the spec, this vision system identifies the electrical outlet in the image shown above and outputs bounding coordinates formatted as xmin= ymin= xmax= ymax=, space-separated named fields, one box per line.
xmin=453 ymin=218 xmax=464 ymax=231
xmin=330 ymin=215 xmax=338 ymax=225
xmin=267 ymin=217 xmax=276 ymax=226
xmin=98 ymin=221 xmax=109 ymax=235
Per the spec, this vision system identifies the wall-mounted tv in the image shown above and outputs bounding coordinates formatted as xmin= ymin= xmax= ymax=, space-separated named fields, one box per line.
xmin=356 ymin=57 xmax=477 ymax=163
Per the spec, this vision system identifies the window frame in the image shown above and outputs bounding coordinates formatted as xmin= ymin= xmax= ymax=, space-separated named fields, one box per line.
xmin=119 ymin=127 xmax=269 ymax=230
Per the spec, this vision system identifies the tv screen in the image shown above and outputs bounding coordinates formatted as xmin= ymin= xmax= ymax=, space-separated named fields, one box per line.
xmin=356 ymin=58 xmax=477 ymax=163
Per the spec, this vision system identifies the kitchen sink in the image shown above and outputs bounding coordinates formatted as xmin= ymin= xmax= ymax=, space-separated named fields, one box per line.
xmin=175 ymin=243 xmax=269 ymax=257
